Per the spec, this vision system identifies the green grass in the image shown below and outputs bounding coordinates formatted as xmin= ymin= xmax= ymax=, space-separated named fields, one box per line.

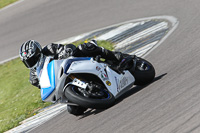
xmin=0 ymin=0 xmax=18 ymax=9
xmin=0 ymin=40 xmax=114 ymax=132
xmin=0 ymin=58 xmax=51 ymax=132
xmin=73 ymin=40 xmax=114 ymax=50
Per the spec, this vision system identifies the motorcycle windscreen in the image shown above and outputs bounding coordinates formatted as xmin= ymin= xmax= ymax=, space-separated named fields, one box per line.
xmin=40 ymin=61 xmax=56 ymax=101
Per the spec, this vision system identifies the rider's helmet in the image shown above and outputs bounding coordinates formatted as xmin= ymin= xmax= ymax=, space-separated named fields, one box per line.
xmin=19 ymin=40 xmax=43 ymax=69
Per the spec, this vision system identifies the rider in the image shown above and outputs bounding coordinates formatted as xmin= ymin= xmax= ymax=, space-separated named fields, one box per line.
xmin=19 ymin=40 xmax=134 ymax=88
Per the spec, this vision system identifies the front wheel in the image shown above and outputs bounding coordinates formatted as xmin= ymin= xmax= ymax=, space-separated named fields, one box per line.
xmin=132 ymin=57 xmax=155 ymax=85
xmin=65 ymin=84 xmax=115 ymax=109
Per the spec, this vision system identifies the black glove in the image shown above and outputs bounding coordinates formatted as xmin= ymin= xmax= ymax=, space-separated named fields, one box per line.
xmin=78 ymin=40 xmax=102 ymax=56
xmin=29 ymin=68 xmax=40 ymax=89
xmin=83 ymin=40 xmax=98 ymax=50
xmin=29 ymin=75 xmax=40 ymax=89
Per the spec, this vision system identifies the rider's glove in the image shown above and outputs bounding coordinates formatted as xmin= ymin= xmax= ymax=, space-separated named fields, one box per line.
xmin=83 ymin=40 xmax=98 ymax=50
xmin=29 ymin=69 xmax=40 ymax=89
xmin=78 ymin=40 xmax=103 ymax=56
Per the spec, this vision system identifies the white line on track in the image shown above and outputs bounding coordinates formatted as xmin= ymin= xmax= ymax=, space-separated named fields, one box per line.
xmin=0 ymin=55 xmax=19 ymax=64
xmin=5 ymin=104 xmax=67 ymax=133
xmin=129 ymin=41 xmax=159 ymax=56
xmin=96 ymin=22 xmax=140 ymax=40
xmin=115 ymin=21 xmax=168 ymax=49
xmin=142 ymin=17 xmax=179 ymax=58
xmin=0 ymin=0 xmax=24 ymax=12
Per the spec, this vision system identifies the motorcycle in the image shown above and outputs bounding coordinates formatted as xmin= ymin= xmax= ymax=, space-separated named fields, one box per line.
xmin=37 ymin=55 xmax=155 ymax=115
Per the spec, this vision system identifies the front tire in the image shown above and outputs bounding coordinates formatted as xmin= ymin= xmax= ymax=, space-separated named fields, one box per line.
xmin=65 ymin=84 xmax=115 ymax=109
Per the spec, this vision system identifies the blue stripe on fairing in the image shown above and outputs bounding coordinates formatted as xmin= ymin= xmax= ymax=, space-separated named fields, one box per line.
xmin=41 ymin=57 xmax=91 ymax=100
xmin=64 ymin=57 xmax=92 ymax=74
xmin=41 ymin=61 xmax=55 ymax=100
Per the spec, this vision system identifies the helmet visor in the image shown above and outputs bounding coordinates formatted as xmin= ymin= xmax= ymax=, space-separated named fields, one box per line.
xmin=22 ymin=53 xmax=41 ymax=68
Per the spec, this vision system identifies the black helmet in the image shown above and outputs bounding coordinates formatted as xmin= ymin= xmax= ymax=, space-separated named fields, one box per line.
xmin=19 ymin=40 xmax=42 ymax=68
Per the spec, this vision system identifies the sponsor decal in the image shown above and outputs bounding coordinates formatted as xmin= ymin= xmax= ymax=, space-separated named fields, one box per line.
xmin=115 ymin=76 xmax=129 ymax=92
xmin=106 ymin=81 xmax=111 ymax=86
xmin=101 ymin=72 xmax=108 ymax=80
xmin=100 ymin=70 xmax=109 ymax=81
xmin=120 ymin=77 xmax=128 ymax=89
xmin=115 ymin=77 xmax=120 ymax=92
xmin=22 ymin=52 xmax=27 ymax=57
xmin=96 ymin=66 xmax=101 ymax=71
xmin=39 ymin=69 xmax=43 ymax=78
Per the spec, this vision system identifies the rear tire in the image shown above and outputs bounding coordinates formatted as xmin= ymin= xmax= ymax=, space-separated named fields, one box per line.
xmin=132 ymin=57 xmax=155 ymax=85
xmin=65 ymin=85 xmax=115 ymax=109
xmin=67 ymin=105 xmax=87 ymax=116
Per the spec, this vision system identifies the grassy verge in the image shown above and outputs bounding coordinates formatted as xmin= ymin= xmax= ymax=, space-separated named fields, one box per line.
xmin=73 ymin=40 xmax=114 ymax=51
xmin=0 ymin=40 xmax=114 ymax=132
xmin=0 ymin=0 xmax=18 ymax=9
xmin=0 ymin=58 xmax=51 ymax=132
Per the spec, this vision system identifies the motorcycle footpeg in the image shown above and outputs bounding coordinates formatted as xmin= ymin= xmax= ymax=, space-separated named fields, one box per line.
xmin=72 ymin=78 xmax=88 ymax=89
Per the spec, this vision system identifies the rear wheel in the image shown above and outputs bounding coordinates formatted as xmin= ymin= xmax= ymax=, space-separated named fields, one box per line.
xmin=65 ymin=83 xmax=115 ymax=109
xmin=132 ymin=57 xmax=155 ymax=85
xmin=67 ymin=105 xmax=87 ymax=116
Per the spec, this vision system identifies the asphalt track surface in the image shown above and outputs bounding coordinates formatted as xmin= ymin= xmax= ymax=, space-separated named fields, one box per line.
xmin=1 ymin=0 xmax=200 ymax=133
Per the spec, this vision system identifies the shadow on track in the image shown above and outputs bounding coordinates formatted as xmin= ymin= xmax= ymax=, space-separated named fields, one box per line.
xmin=78 ymin=73 xmax=167 ymax=119
xmin=78 ymin=109 xmax=105 ymax=119
xmin=115 ymin=73 xmax=167 ymax=104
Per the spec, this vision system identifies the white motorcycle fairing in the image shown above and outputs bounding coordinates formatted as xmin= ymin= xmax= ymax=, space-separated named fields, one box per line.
xmin=67 ymin=60 xmax=135 ymax=97
xmin=38 ymin=56 xmax=135 ymax=103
